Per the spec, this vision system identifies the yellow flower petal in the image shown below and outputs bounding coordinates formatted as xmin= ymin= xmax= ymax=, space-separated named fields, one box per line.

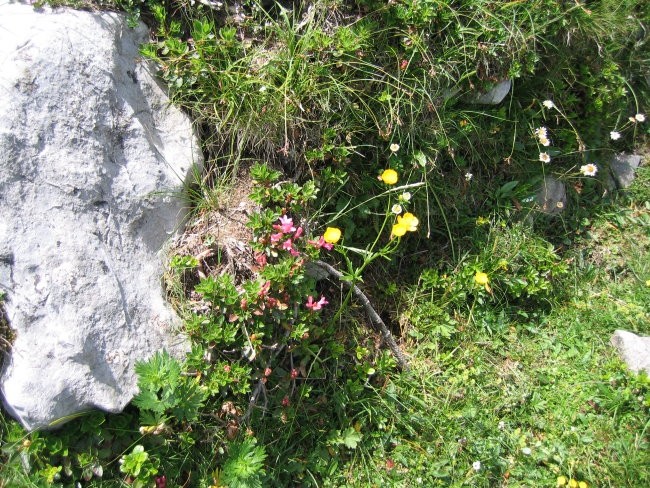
xmin=474 ymin=272 xmax=489 ymax=286
xmin=578 ymin=482 xmax=588 ymax=488
xmin=392 ymin=222 xmax=408 ymax=237
xmin=323 ymin=227 xmax=342 ymax=244
xmin=569 ymin=479 xmax=578 ymax=488
xmin=380 ymin=169 xmax=399 ymax=185
xmin=557 ymin=476 xmax=568 ymax=487
xmin=397 ymin=212 xmax=419 ymax=231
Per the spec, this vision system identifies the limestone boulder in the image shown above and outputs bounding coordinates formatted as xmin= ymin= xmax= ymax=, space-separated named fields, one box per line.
xmin=0 ymin=3 xmax=200 ymax=430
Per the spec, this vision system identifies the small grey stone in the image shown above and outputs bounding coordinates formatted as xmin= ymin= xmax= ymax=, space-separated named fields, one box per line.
xmin=535 ymin=176 xmax=566 ymax=214
xmin=610 ymin=153 xmax=643 ymax=189
xmin=610 ymin=330 xmax=650 ymax=375
xmin=472 ymin=80 xmax=512 ymax=105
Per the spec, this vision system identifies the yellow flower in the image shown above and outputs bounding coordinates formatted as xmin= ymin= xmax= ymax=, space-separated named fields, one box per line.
xmin=497 ymin=259 xmax=508 ymax=270
xmin=397 ymin=212 xmax=419 ymax=232
xmin=392 ymin=222 xmax=408 ymax=237
xmin=646 ymin=279 xmax=650 ymax=287
xmin=569 ymin=479 xmax=578 ymax=488
xmin=474 ymin=272 xmax=489 ymax=286
xmin=557 ymin=476 xmax=568 ymax=487
xmin=476 ymin=216 xmax=489 ymax=226
xmin=578 ymin=482 xmax=588 ymax=488
xmin=380 ymin=169 xmax=399 ymax=185
xmin=323 ymin=227 xmax=342 ymax=244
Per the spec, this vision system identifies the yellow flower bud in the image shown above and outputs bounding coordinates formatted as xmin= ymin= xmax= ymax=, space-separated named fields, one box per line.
xmin=323 ymin=227 xmax=342 ymax=244
xmin=474 ymin=272 xmax=489 ymax=286
xmin=556 ymin=476 xmax=568 ymax=487
xmin=380 ymin=169 xmax=398 ymax=185
xmin=569 ymin=479 xmax=578 ymax=488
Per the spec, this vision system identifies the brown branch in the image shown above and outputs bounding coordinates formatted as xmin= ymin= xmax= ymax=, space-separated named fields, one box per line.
xmin=313 ymin=260 xmax=410 ymax=371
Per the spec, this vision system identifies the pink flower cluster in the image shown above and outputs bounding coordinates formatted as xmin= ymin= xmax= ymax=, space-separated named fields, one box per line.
xmin=270 ymin=215 xmax=303 ymax=257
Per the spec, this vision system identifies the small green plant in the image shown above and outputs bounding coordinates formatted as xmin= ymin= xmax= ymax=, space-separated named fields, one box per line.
xmin=216 ymin=437 xmax=267 ymax=488
xmin=133 ymin=350 xmax=206 ymax=425
xmin=119 ymin=445 xmax=159 ymax=488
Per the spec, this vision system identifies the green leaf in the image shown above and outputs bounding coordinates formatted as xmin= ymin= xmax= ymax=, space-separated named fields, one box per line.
xmin=132 ymin=388 xmax=165 ymax=414
xmin=135 ymin=350 xmax=181 ymax=391
xmin=412 ymin=150 xmax=428 ymax=168
xmin=340 ymin=427 xmax=362 ymax=449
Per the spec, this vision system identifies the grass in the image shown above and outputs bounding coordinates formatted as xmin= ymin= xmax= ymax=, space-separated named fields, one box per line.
xmin=1 ymin=0 xmax=649 ymax=486
xmin=275 ymin=187 xmax=648 ymax=487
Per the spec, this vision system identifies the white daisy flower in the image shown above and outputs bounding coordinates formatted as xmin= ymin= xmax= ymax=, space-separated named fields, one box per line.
xmin=610 ymin=131 xmax=621 ymax=140
xmin=539 ymin=152 xmax=551 ymax=163
xmin=580 ymin=163 xmax=598 ymax=176
xmin=543 ymin=100 xmax=555 ymax=109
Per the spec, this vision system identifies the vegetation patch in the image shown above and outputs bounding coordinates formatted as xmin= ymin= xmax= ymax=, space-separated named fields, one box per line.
xmin=1 ymin=1 xmax=649 ymax=487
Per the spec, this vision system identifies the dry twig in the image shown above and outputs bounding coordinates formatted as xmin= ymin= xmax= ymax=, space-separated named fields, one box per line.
xmin=313 ymin=260 xmax=410 ymax=370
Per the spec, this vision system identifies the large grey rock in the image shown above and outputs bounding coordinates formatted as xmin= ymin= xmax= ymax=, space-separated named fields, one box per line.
xmin=610 ymin=330 xmax=650 ymax=375
xmin=610 ymin=153 xmax=642 ymax=189
xmin=535 ymin=176 xmax=566 ymax=214
xmin=0 ymin=3 xmax=200 ymax=430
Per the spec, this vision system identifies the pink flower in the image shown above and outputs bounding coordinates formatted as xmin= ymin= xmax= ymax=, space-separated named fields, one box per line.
xmin=306 ymin=295 xmax=329 ymax=311
xmin=258 ymin=280 xmax=271 ymax=297
xmin=254 ymin=252 xmax=267 ymax=267
xmin=270 ymin=232 xmax=284 ymax=243
xmin=308 ymin=236 xmax=333 ymax=251
xmin=294 ymin=226 xmax=303 ymax=239
xmin=282 ymin=239 xmax=300 ymax=256
xmin=273 ymin=215 xmax=296 ymax=233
